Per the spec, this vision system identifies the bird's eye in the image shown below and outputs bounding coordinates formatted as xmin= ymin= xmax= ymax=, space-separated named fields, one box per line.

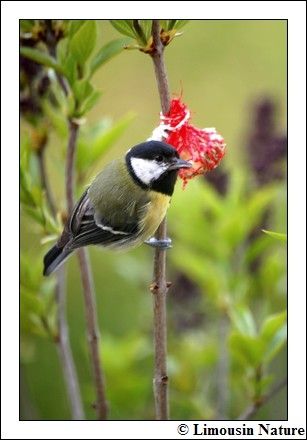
xmin=155 ymin=155 xmax=163 ymax=162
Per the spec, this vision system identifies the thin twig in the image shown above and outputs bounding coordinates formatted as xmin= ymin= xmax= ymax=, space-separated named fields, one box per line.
xmin=55 ymin=266 xmax=85 ymax=420
xmin=237 ymin=377 xmax=287 ymax=420
xmin=44 ymin=19 xmax=69 ymax=96
xmin=37 ymin=147 xmax=56 ymax=216
xmin=66 ymin=120 xmax=79 ymax=213
xmin=77 ymin=248 xmax=108 ymax=420
xmin=37 ymin=132 xmax=84 ymax=419
xmin=150 ymin=19 xmax=171 ymax=421
xmin=66 ymin=118 xmax=108 ymax=420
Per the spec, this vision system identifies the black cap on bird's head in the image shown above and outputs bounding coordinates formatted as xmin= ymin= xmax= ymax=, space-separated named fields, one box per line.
xmin=126 ymin=140 xmax=191 ymax=196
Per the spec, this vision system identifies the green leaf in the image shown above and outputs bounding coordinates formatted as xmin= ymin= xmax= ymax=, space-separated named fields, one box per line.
xmin=160 ymin=20 xmax=170 ymax=31
xmin=69 ymin=21 xmax=97 ymax=65
xmin=160 ymin=20 xmax=189 ymax=31
xmin=78 ymin=89 xmax=102 ymax=115
xmin=131 ymin=20 xmax=147 ymax=45
xmin=167 ymin=20 xmax=179 ymax=30
xmin=261 ymin=311 xmax=287 ymax=341
xmin=174 ymin=20 xmax=189 ymax=30
xmin=90 ymin=38 xmax=131 ymax=76
xmin=230 ymin=305 xmax=257 ymax=337
xmin=110 ymin=20 xmax=137 ymax=39
xmin=56 ymin=37 xmax=69 ymax=67
xmin=72 ymin=81 xmax=102 ymax=116
xmin=20 ymin=47 xmax=63 ymax=74
xmin=230 ymin=333 xmax=265 ymax=367
xmin=261 ymin=311 xmax=287 ymax=363
xmin=72 ymin=79 xmax=93 ymax=104
xmin=262 ymin=230 xmax=287 ymax=242
xmin=264 ymin=326 xmax=287 ymax=363
xmin=139 ymin=20 xmax=152 ymax=41
xmin=63 ymin=54 xmax=77 ymax=85
xmin=67 ymin=20 xmax=86 ymax=38
xmin=66 ymin=90 xmax=76 ymax=117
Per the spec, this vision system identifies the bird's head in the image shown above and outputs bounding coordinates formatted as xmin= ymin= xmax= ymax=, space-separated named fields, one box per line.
xmin=126 ymin=141 xmax=191 ymax=195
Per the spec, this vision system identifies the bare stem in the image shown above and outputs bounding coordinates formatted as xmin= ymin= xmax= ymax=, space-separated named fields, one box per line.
xmin=55 ymin=266 xmax=85 ymax=419
xmin=66 ymin=120 xmax=79 ymax=213
xmin=150 ymin=20 xmax=171 ymax=421
xmin=37 ymin=133 xmax=84 ymax=420
xmin=77 ymin=249 xmax=108 ymax=420
xmin=238 ymin=377 xmax=287 ymax=420
xmin=44 ymin=19 xmax=69 ymax=96
xmin=66 ymin=118 xmax=108 ymax=420
xmin=37 ymin=147 xmax=56 ymax=217
xmin=151 ymin=21 xmax=171 ymax=115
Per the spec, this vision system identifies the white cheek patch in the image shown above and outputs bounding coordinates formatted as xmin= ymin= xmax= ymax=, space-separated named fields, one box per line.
xmin=130 ymin=158 xmax=167 ymax=185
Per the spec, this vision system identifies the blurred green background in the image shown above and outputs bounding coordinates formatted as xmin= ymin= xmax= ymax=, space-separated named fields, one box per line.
xmin=20 ymin=20 xmax=287 ymax=420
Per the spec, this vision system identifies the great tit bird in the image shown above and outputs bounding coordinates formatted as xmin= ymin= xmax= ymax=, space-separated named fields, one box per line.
xmin=43 ymin=140 xmax=191 ymax=276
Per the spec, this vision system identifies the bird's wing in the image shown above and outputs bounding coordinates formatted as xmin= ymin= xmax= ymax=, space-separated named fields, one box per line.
xmin=65 ymin=189 xmax=139 ymax=250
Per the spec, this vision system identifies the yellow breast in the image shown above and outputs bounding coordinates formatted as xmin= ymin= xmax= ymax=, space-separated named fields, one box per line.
xmin=139 ymin=191 xmax=171 ymax=240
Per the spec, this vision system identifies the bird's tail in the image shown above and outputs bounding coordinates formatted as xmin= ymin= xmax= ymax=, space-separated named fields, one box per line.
xmin=43 ymin=244 xmax=72 ymax=276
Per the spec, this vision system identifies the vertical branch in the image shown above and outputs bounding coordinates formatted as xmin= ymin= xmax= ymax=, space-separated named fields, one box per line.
xmin=37 ymin=146 xmax=56 ymax=216
xmin=151 ymin=21 xmax=171 ymax=114
xmin=66 ymin=118 xmax=108 ymax=420
xmin=77 ymin=248 xmax=108 ymax=420
xmin=55 ymin=266 xmax=84 ymax=420
xmin=65 ymin=120 xmax=79 ymax=213
xmin=44 ymin=19 xmax=69 ymax=96
xmin=37 ymin=136 xmax=84 ymax=420
xmin=150 ymin=20 xmax=171 ymax=421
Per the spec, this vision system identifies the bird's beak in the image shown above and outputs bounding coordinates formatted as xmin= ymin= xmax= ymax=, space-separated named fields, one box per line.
xmin=168 ymin=157 xmax=192 ymax=171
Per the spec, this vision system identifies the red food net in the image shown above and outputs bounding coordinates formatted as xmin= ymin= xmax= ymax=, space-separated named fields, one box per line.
xmin=149 ymin=97 xmax=226 ymax=187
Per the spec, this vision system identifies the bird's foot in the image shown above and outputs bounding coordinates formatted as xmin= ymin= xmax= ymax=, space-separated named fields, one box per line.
xmin=145 ymin=237 xmax=172 ymax=250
